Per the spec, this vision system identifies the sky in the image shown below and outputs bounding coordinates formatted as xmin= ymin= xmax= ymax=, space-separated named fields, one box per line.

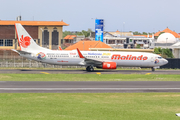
xmin=0 ymin=0 xmax=180 ymax=33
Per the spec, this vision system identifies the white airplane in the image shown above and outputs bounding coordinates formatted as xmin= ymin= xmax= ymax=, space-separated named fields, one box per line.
xmin=12 ymin=23 xmax=168 ymax=72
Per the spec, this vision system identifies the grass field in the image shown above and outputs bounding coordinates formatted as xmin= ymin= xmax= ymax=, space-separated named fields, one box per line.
xmin=0 ymin=71 xmax=180 ymax=120
xmin=0 ymin=73 xmax=180 ymax=81
xmin=0 ymin=93 xmax=180 ymax=120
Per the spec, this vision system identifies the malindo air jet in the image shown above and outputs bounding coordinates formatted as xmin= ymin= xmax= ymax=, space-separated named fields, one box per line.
xmin=12 ymin=23 xmax=168 ymax=72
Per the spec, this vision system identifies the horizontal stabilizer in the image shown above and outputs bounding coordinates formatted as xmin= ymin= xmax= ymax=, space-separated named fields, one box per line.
xmin=11 ymin=49 xmax=31 ymax=55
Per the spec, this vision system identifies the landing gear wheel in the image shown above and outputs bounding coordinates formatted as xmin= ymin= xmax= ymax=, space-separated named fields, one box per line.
xmin=151 ymin=67 xmax=155 ymax=72
xmin=86 ymin=66 xmax=89 ymax=71
xmin=86 ymin=66 xmax=94 ymax=72
xmin=89 ymin=66 xmax=94 ymax=72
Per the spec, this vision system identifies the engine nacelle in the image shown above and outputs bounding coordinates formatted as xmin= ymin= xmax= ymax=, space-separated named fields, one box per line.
xmin=102 ymin=62 xmax=117 ymax=69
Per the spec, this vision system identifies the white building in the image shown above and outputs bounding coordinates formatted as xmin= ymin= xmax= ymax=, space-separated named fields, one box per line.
xmin=103 ymin=30 xmax=153 ymax=49
xmin=154 ymin=32 xmax=180 ymax=58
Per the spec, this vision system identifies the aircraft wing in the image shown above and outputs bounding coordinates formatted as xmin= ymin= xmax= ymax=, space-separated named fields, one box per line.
xmin=84 ymin=58 xmax=102 ymax=65
xmin=76 ymin=48 xmax=102 ymax=65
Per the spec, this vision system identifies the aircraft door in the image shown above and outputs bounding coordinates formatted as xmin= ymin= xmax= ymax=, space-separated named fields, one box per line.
xmin=151 ymin=55 xmax=154 ymax=62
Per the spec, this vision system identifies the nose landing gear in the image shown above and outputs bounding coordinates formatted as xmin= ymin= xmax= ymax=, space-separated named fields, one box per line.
xmin=151 ymin=67 xmax=155 ymax=72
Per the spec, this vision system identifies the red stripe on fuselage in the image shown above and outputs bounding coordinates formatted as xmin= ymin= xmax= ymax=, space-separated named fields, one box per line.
xmin=111 ymin=54 xmax=148 ymax=61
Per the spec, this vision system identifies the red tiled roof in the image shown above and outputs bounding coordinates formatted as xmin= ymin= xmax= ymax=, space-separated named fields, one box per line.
xmin=64 ymin=35 xmax=77 ymax=40
xmin=154 ymin=31 xmax=161 ymax=36
xmin=65 ymin=41 xmax=112 ymax=51
xmin=154 ymin=27 xmax=180 ymax=38
xmin=0 ymin=20 xmax=69 ymax=26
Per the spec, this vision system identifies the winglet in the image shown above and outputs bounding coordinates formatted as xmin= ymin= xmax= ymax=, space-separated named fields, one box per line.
xmin=77 ymin=48 xmax=85 ymax=58
xmin=59 ymin=46 xmax=62 ymax=50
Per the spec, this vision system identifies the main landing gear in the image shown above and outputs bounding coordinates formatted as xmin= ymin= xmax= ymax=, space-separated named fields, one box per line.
xmin=86 ymin=66 xmax=94 ymax=72
xmin=151 ymin=67 xmax=155 ymax=72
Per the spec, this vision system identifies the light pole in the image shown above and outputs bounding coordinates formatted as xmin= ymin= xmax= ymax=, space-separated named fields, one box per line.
xmin=91 ymin=18 xmax=95 ymax=31
xmin=123 ymin=22 xmax=125 ymax=35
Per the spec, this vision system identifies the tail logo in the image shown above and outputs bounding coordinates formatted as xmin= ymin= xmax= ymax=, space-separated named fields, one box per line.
xmin=20 ymin=35 xmax=31 ymax=48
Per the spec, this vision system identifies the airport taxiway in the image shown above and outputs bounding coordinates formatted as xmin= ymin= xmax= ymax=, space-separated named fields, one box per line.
xmin=0 ymin=69 xmax=179 ymax=93
xmin=0 ymin=69 xmax=180 ymax=74
xmin=0 ymin=81 xmax=180 ymax=93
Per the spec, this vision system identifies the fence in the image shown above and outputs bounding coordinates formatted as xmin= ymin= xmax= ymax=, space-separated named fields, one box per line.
xmin=0 ymin=55 xmax=84 ymax=68
xmin=160 ymin=58 xmax=180 ymax=69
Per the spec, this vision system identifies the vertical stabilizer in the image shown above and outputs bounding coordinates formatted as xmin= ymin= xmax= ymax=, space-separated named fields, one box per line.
xmin=15 ymin=23 xmax=47 ymax=51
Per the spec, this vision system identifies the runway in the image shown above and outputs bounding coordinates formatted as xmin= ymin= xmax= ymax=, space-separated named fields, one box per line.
xmin=1 ymin=81 xmax=180 ymax=93
xmin=0 ymin=69 xmax=180 ymax=74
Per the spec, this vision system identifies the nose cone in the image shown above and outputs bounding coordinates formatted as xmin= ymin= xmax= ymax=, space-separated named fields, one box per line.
xmin=163 ymin=59 xmax=168 ymax=65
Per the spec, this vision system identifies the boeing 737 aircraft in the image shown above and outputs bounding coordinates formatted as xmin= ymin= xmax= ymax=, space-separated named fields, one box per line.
xmin=12 ymin=23 xmax=168 ymax=72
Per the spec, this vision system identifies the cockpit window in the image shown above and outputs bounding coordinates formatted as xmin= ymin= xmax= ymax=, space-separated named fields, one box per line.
xmin=158 ymin=57 xmax=162 ymax=59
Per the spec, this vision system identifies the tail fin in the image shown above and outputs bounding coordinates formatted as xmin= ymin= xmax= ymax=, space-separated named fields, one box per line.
xmin=15 ymin=23 xmax=47 ymax=51
xmin=59 ymin=46 xmax=62 ymax=50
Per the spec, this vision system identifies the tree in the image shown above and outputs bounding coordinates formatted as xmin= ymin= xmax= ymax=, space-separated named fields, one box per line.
xmin=162 ymin=48 xmax=174 ymax=58
xmin=87 ymin=28 xmax=92 ymax=33
xmin=154 ymin=47 xmax=174 ymax=58
xmin=133 ymin=31 xmax=154 ymax=35
xmin=63 ymin=31 xmax=75 ymax=38
xmin=63 ymin=29 xmax=92 ymax=38
xmin=133 ymin=31 xmax=141 ymax=35
xmin=154 ymin=47 xmax=161 ymax=54
xmin=82 ymin=30 xmax=89 ymax=37
xmin=154 ymin=47 xmax=162 ymax=54
xmin=136 ymin=44 xmax=141 ymax=49
xmin=142 ymin=32 xmax=148 ymax=35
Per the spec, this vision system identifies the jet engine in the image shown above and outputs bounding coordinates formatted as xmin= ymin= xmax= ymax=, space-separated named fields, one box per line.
xmin=96 ymin=62 xmax=117 ymax=69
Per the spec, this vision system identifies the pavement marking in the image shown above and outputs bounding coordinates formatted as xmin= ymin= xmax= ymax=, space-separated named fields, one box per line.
xmin=0 ymin=88 xmax=180 ymax=91
xmin=96 ymin=72 xmax=101 ymax=75
xmin=40 ymin=72 xmax=50 ymax=74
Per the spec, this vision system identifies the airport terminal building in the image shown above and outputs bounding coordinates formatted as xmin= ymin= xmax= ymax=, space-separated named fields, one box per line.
xmin=0 ymin=20 xmax=68 ymax=50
